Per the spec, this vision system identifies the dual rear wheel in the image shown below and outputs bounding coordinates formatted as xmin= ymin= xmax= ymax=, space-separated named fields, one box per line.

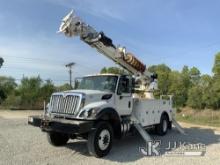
xmin=155 ymin=114 xmax=170 ymax=136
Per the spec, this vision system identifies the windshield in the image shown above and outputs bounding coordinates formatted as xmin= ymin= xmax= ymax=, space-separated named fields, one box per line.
xmin=75 ymin=76 xmax=118 ymax=92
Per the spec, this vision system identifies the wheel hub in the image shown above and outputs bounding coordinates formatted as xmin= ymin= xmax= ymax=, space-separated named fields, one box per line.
xmin=98 ymin=129 xmax=110 ymax=150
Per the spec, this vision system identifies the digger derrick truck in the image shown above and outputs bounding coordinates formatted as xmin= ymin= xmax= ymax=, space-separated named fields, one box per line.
xmin=28 ymin=10 xmax=184 ymax=157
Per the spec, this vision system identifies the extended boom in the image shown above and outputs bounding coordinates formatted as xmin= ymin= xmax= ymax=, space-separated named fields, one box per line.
xmin=58 ymin=10 xmax=158 ymax=97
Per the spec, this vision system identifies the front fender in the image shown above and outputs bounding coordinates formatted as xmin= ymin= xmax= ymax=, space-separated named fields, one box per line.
xmin=78 ymin=103 xmax=122 ymax=138
xmin=95 ymin=108 xmax=120 ymax=121
xmin=95 ymin=108 xmax=122 ymax=139
xmin=83 ymin=101 xmax=111 ymax=110
xmin=77 ymin=101 xmax=113 ymax=119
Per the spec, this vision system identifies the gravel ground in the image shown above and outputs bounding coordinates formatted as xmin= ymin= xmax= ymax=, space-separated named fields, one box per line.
xmin=0 ymin=111 xmax=220 ymax=165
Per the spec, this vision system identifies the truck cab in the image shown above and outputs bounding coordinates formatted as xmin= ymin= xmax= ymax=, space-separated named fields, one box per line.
xmin=47 ymin=74 xmax=134 ymax=120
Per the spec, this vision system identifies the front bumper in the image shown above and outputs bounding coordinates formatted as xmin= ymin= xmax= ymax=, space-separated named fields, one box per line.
xmin=28 ymin=115 xmax=94 ymax=134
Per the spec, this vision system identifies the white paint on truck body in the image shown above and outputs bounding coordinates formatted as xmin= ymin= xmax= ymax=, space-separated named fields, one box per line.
xmin=132 ymin=98 xmax=172 ymax=127
xmin=49 ymin=74 xmax=173 ymax=127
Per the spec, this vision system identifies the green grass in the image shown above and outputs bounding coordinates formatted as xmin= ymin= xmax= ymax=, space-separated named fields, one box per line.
xmin=176 ymin=113 xmax=220 ymax=127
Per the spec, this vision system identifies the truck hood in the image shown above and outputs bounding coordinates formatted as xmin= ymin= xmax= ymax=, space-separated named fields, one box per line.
xmin=55 ymin=89 xmax=113 ymax=106
xmin=65 ymin=89 xmax=112 ymax=96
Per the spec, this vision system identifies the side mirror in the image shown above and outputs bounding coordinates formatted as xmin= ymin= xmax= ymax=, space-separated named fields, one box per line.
xmin=74 ymin=77 xmax=82 ymax=89
xmin=131 ymin=88 xmax=135 ymax=93
xmin=117 ymin=90 xmax=122 ymax=95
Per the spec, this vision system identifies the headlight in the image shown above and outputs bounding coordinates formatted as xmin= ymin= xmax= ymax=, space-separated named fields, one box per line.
xmin=79 ymin=107 xmax=101 ymax=118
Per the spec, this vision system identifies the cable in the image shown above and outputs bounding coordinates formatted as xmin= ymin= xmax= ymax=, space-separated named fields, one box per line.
xmin=0 ymin=66 xmax=98 ymax=75
xmin=2 ymin=54 xmax=101 ymax=72
xmin=13 ymin=78 xmax=69 ymax=82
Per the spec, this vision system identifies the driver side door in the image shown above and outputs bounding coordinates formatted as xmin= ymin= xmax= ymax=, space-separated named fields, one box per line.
xmin=115 ymin=76 xmax=133 ymax=115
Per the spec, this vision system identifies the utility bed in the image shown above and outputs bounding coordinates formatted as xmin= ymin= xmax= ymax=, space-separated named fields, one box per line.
xmin=133 ymin=98 xmax=173 ymax=127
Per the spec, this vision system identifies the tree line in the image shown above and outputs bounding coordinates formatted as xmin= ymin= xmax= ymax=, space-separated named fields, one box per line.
xmin=0 ymin=76 xmax=71 ymax=110
xmin=101 ymin=53 xmax=220 ymax=110
xmin=0 ymin=53 xmax=220 ymax=110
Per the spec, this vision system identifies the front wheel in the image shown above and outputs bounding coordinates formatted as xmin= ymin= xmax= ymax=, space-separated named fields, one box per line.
xmin=87 ymin=121 xmax=113 ymax=158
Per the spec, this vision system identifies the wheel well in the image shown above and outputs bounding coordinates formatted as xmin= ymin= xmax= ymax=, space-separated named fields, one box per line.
xmin=161 ymin=111 xmax=169 ymax=121
xmin=96 ymin=108 xmax=122 ymax=139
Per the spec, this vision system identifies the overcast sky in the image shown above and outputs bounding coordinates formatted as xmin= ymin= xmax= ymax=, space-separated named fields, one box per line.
xmin=0 ymin=0 xmax=220 ymax=84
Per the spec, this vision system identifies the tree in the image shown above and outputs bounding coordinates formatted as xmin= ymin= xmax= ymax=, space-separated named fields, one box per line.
xmin=100 ymin=67 xmax=128 ymax=75
xmin=182 ymin=65 xmax=189 ymax=75
xmin=169 ymin=71 xmax=188 ymax=107
xmin=181 ymin=65 xmax=191 ymax=92
xmin=0 ymin=57 xmax=4 ymax=68
xmin=2 ymin=76 xmax=57 ymax=110
xmin=187 ymin=86 xmax=204 ymax=109
xmin=189 ymin=67 xmax=201 ymax=84
xmin=212 ymin=52 xmax=220 ymax=76
xmin=0 ymin=76 xmax=17 ymax=104
xmin=200 ymin=75 xmax=215 ymax=109
xmin=209 ymin=53 xmax=220 ymax=109
xmin=56 ymin=83 xmax=72 ymax=92
xmin=18 ymin=76 xmax=42 ymax=109
xmin=208 ymin=78 xmax=220 ymax=109
xmin=148 ymin=64 xmax=171 ymax=95
xmin=100 ymin=67 xmax=107 ymax=74
xmin=187 ymin=74 xmax=215 ymax=109
xmin=39 ymin=80 xmax=55 ymax=102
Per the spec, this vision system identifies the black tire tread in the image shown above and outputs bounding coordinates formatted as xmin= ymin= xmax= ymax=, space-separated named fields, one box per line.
xmin=87 ymin=121 xmax=113 ymax=158
xmin=156 ymin=114 xmax=169 ymax=136
xmin=47 ymin=132 xmax=69 ymax=146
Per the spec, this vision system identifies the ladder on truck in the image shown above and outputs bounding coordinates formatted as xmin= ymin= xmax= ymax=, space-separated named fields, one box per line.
xmin=58 ymin=10 xmax=186 ymax=142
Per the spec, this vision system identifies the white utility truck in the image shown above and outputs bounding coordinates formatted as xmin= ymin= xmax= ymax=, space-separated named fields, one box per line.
xmin=28 ymin=10 xmax=184 ymax=157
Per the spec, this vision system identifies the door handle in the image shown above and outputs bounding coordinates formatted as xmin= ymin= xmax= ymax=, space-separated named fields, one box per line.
xmin=128 ymin=101 xmax=131 ymax=108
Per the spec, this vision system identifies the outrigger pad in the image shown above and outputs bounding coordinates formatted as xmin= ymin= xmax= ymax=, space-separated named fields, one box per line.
xmin=172 ymin=119 xmax=186 ymax=135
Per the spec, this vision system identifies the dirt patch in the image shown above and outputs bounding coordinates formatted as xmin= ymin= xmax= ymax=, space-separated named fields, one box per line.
xmin=0 ymin=110 xmax=43 ymax=119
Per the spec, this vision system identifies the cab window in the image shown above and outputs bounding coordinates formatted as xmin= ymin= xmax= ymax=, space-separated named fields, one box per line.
xmin=117 ymin=77 xmax=131 ymax=94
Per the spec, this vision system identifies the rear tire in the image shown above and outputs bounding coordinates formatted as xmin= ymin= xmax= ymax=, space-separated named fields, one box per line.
xmin=47 ymin=132 xmax=69 ymax=146
xmin=156 ymin=114 xmax=169 ymax=136
xmin=87 ymin=121 xmax=113 ymax=158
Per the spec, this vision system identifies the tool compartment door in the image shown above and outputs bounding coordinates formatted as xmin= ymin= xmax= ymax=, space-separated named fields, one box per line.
xmin=133 ymin=99 xmax=160 ymax=127
xmin=133 ymin=99 xmax=172 ymax=127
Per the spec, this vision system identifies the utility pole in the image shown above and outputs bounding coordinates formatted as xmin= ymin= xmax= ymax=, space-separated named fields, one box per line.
xmin=0 ymin=57 xmax=4 ymax=68
xmin=65 ymin=62 xmax=75 ymax=88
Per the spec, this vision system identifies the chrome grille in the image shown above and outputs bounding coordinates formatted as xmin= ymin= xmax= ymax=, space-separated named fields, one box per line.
xmin=50 ymin=94 xmax=81 ymax=115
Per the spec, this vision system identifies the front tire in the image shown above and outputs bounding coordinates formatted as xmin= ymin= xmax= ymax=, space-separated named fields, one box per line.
xmin=87 ymin=121 xmax=113 ymax=158
xmin=47 ymin=132 xmax=69 ymax=146
xmin=155 ymin=114 xmax=169 ymax=136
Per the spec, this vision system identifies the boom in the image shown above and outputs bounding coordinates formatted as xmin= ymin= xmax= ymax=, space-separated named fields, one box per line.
xmin=58 ymin=10 xmax=157 ymax=94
